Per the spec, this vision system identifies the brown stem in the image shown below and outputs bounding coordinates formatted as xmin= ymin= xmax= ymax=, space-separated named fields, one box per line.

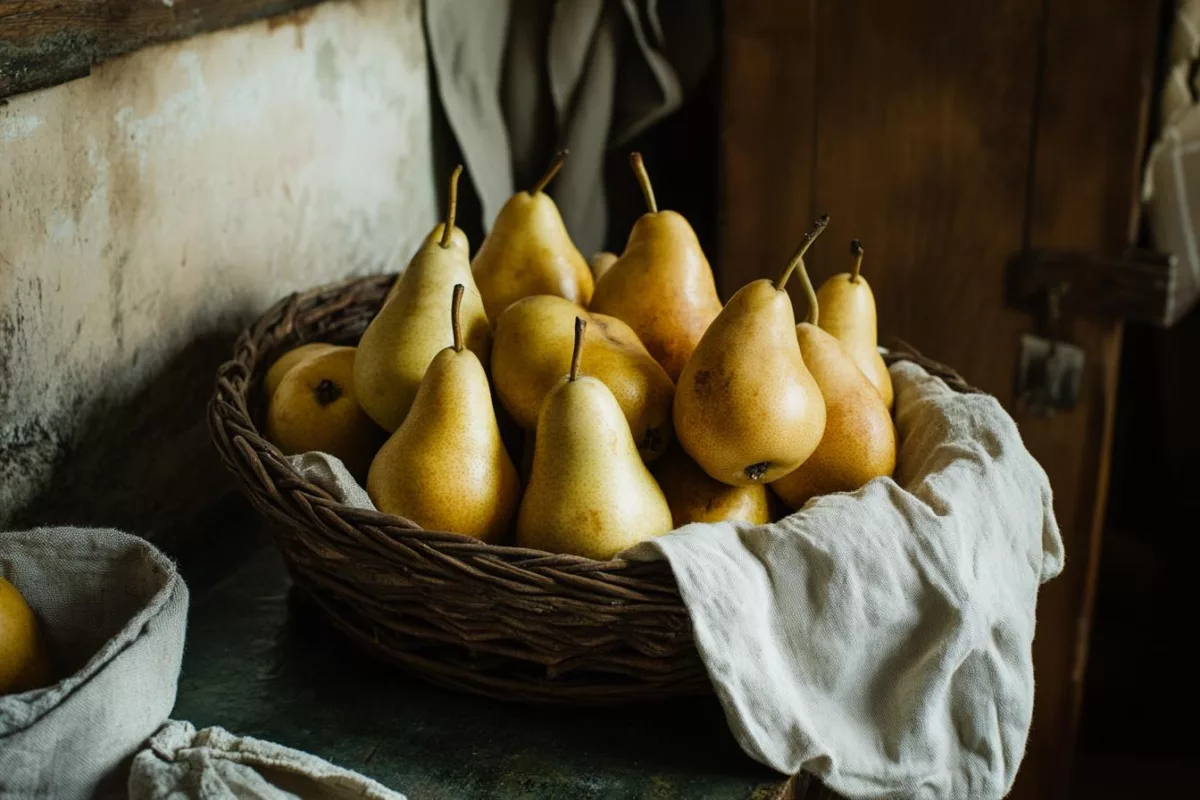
xmin=440 ymin=164 xmax=463 ymax=249
xmin=451 ymin=284 xmax=464 ymax=352
xmin=775 ymin=214 xmax=830 ymax=291
xmin=531 ymin=150 xmax=568 ymax=195
xmin=629 ymin=152 xmax=657 ymax=213
xmin=850 ymin=239 xmax=864 ymax=283
xmin=570 ymin=317 xmax=586 ymax=381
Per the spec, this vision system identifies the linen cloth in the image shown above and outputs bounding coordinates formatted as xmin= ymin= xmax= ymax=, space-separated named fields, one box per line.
xmin=0 ymin=528 xmax=188 ymax=799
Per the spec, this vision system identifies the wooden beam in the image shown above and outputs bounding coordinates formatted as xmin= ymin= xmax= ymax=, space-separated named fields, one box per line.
xmin=0 ymin=0 xmax=326 ymax=100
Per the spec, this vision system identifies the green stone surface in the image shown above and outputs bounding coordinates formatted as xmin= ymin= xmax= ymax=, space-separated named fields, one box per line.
xmin=172 ymin=526 xmax=795 ymax=799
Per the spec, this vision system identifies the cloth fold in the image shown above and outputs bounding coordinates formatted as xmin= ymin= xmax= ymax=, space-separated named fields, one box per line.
xmin=128 ymin=720 xmax=406 ymax=800
xmin=625 ymin=361 xmax=1063 ymax=799
xmin=425 ymin=0 xmax=716 ymax=255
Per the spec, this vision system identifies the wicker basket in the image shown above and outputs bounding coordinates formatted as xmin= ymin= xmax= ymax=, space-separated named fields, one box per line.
xmin=208 ymin=273 xmax=979 ymax=704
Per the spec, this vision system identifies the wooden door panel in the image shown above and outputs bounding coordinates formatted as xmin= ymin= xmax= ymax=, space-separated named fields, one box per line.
xmin=1015 ymin=2 xmax=1161 ymax=798
xmin=720 ymin=1 xmax=1161 ymax=798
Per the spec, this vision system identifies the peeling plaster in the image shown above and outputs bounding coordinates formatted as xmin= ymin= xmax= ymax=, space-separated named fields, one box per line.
xmin=0 ymin=0 xmax=434 ymax=533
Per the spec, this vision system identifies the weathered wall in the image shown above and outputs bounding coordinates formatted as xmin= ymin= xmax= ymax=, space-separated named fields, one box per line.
xmin=0 ymin=0 xmax=435 ymax=540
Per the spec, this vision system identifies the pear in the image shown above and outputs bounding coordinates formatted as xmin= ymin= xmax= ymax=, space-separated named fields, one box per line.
xmin=589 ymin=153 xmax=723 ymax=380
xmin=652 ymin=445 xmax=770 ymax=528
xmin=471 ymin=151 xmax=594 ymax=322
xmin=674 ymin=216 xmax=830 ymax=486
xmin=492 ymin=295 xmax=674 ymax=462
xmin=588 ymin=251 xmax=619 ymax=282
xmin=770 ymin=255 xmax=897 ymax=509
xmin=367 ymin=285 xmax=519 ymax=542
xmin=815 ymin=240 xmax=894 ymax=409
xmin=0 ymin=575 xmax=54 ymax=694
xmin=516 ymin=318 xmax=673 ymax=560
xmin=355 ymin=165 xmax=491 ymax=431
xmin=264 ymin=342 xmax=335 ymax=399
xmin=266 ymin=346 xmax=386 ymax=481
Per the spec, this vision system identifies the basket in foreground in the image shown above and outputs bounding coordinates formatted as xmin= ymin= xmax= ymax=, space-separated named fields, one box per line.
xmin=208 ymin=273 xmax=978 ymax=704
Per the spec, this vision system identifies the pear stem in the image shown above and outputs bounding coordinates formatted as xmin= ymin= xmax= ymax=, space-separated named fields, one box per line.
xmin=799 ymin=257 xmax=819 ymax=326
xmin=850 ymin=239 xmax=864 ymax=283
xmin=531 ymin=150 xmax=568 ymax=195
xmin=630 ymin=152 xmax=657 ymax=213
xmin=569 ymin=317 xmax=586 ymax=382
xmin=439 ymin=164 xmax=463 ymax=249
xmin=451 ymin=284 xmax=464 ymax=352
xmin=775 ymin=214 xmax=830 ymax=291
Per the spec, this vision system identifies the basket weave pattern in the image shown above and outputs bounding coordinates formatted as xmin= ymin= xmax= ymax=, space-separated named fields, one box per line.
xmin=208 ymin=274 xmax=979 ymax=703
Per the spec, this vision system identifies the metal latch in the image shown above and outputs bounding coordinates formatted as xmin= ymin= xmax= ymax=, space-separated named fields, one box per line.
xmin=1007 ymin=248 xmax=1177 ymax=327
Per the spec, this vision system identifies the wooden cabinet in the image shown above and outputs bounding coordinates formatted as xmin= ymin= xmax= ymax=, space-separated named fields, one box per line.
xmin=720 ymin=2 xmax=1161 ymax=797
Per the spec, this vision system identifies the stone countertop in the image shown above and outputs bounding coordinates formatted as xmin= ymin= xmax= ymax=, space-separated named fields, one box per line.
xmin=171 ymin=524 xmax=804 ymax=800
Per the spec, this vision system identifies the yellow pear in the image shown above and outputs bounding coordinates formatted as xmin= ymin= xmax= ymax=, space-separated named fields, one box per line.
xmin=674 ymin=216 xmax=830 ymax=486
xmin=589 ymin=251 xmax=619 ymax=282
xmin=652 ymin=445 xmax=770 ymax=527
xmin=590 ymin=153 xmax=723 ymax=380
xmin=0 ymin=575 xmax=54 ymax=695
xmin=815 ymin=239 xmax=894 ymax=409
xmin=492 ymin=295 xmax=674 ymax=462
xmin=264 ymin=342 xmax=335 ymax=399
xmin=267 ymin=346 xmax=386 ymax=481
xmin=771 ymin=256 xmax=897 ymax=509
xmin=384 ymin=221 xmax=470 ymax=305
xmin=367 ymin=285 xmax=519 ymax=543
xmin=355 ymin=166 xmax=491 ymax=431
xmin=516 ymin=318 xmax=673 ymax=559
xmin=471 ymin=151 xmax=594 ymax=322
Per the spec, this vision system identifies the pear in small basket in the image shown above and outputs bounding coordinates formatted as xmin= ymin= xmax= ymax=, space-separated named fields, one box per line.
xmin=673 ymin=216 xmax=829 ymax=486
xmin=471 ymin=151 xmax=594 ymax=322
xmin=652 ymin=445 xmax=770 ymax=528
xmin=815 ymin=240 xmax=894 ymax=409
xmin=368 ymin=285 xmax=519 ymax=543
xmin=589 ymin=153 xmax=723 ymax=380
xmin=516 ymin=318 xmax=673 ymax=560
xmin=355 ymin=166 xmax=491 ymax=431
xmin=0 ymin=576 xmax=54 ymax=695
xmin=771 ymin=258 xmax=896 ymax=509
xmin=267 ymin=346 xmax=385 ymax=481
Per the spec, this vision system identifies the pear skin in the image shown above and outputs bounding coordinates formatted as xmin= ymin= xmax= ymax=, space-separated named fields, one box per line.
xmin=0 ymin=576 xmax=54 ymax=694
xmin=265 ymin=342 xmax=335 ymax=399
xmin=674 ymin=217 xmax=830 ymax=486
xmin=589 ymin=251 xmax=619 ymax=282
xmin=355 ymin=166 xmax=491 ymax=431
xmin=815 ymin=239 xmax=894 ymax=409
xmin=492 ymin=295 xmax=674 ymax=462
xmin=384 ymin=221 xmax=469 ymax=305
xmin=516 ymin=318 xmax=673 ymax=560
xmin=590 ymin=154 xmax=722 ymax=380
xmin=771 ymin=264 xmax=896 ymax=509
xmin=471 ymin=152 xmax=594 ymax=322
xmin=266 ymin=346 xmax=386 ymax=481
xmin=653 ymin=446 xmax=770 ymax=527
xmin=367 ymin=286 xmax=519 ymax=542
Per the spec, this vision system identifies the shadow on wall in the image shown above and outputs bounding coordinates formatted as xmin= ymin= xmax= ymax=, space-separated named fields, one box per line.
xmin=13 ymin=328 xmax=252 ymax=551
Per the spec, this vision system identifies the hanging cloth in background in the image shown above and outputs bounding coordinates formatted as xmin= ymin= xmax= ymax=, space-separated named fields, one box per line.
xmin=424 ymin=0 xmax=716 ymax=256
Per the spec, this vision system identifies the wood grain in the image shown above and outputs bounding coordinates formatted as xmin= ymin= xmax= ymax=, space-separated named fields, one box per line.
xmin=1012 ymin=1 xmax=1161 ymax=797
xmin=0 ymin=0 xmax=326 ymax=100
xmin=720 ymin=1 xmax=1161 ymax=797
xmin=719 ymin=0 xmax=816 ymax=299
